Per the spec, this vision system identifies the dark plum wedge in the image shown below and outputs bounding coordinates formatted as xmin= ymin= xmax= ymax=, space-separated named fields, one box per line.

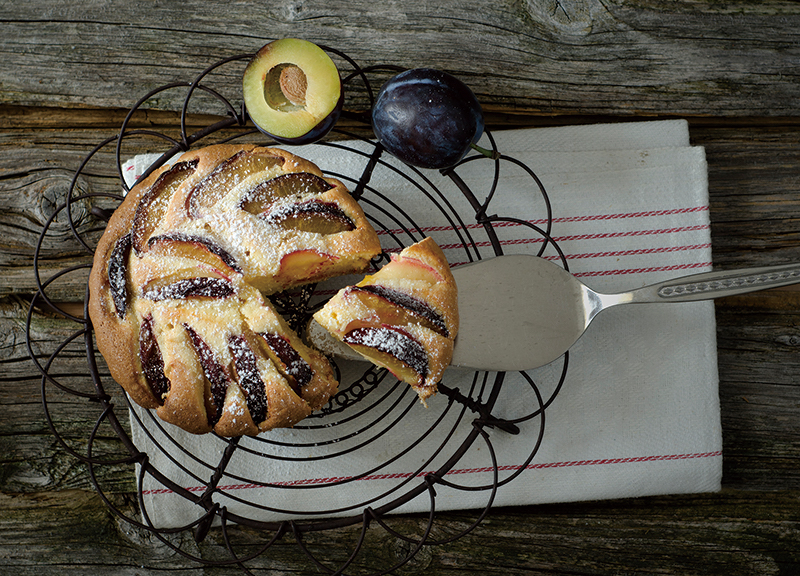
xmin=257 ymin=332 xmax=313 ymax=395
xmin=343 ymin=325 xmax=429 ymax=386
xmin=142 ymin=276 xmax=235 ymax=301
xmin=131 ymin=159 xmax=198 ymax=253
xmin=139 ymin=314 xmax=170 ymax=404
xmin=262 ymin=199 xmax=355 ymax=234
xmin=243 ymin=38 xmax=343 ymax=145
xmin=108 ymin=233 xmax=132 ymax=318
xmin=184 ymin=324 xmax=231 ymax=427
xmin=239 ymin=172 xmax=333 ymax=215
xmin=146 ymin=233 xmax=242 ymax=277
xmin=228 ymin=334 xmax=269 ymax=425
xmin=186 ymin=150 xmax=282 ymax=218
xmin=347 ymin=284 xmax=449 ymax=337
xmin=371 ymin=68 xmax=485 ymax=170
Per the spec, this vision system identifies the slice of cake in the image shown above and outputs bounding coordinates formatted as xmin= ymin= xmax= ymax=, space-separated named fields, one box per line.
xmin=313 ymin=237 xmax=458 ymax=402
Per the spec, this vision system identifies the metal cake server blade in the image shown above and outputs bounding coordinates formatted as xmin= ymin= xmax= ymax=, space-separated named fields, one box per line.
xmin=308 ymin=255 xmax=800 ymax=373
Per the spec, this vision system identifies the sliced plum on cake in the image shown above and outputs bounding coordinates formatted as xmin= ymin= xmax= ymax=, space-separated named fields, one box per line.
xmin=227 ymin=333 xmax=270 ymax=426
xmin=145 ymin=233 xmax=242 ymax=278
xmin=131 ymin=159 xmax=198 ymax=253
xmin=186 ymin=149 xmax=283 ymax=218
xmin=138 ymin=313 xmax=171 ymax=404
xmin=313 ymin=237 xmax=459 ymax=401
xmin=107 ymin=233 xmax=133 ymax=318
xmin=184 ymin=324 xmax=232 ymax=428
xmin=262 ymin=199 xmax=356 ymax=235
xmin=343 ymin=324 xmax=429 ymax=389
xmin=238 ymin=172 xmax=334 ymax=215
xmin=344 ymin=285 xmax=449 ymax=337
xmin=238 ymin=288 xmax=339 ymax=415
xmin=137 ymin=233 xmax=242 ymax=303
xmin=271 ymin=249 xmax=339 ymax=289
xmin=225 ymin=325 xmax=332 ymax=433
xmin=260 ymin=200 xmax=357 ymax=287
xmin=255 ymin=331 xmax=313 ymax=396
xmin=142 ymin=274 xmax=235 ymax=301
xmin=147 ymin=309 xmax=322 ymax=435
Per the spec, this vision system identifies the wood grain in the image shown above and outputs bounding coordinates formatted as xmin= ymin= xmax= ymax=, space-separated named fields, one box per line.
xmin=0 ymin=488 xmax=798 ymax=574
xmin=2 ymin=0 xmax=800 ymax=116
xmin=2 ymin=0 xmax=800 ymax=573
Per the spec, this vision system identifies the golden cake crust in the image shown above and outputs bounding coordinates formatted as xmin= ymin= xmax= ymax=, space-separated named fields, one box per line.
xmin=313 ymin=237 xmax=459 ymax=401
xmin=89 ymin=144 xmax=381 ymax=436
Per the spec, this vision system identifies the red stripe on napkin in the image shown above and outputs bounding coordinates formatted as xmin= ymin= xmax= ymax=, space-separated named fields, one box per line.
xmin=377 ymin=206 xmax=710 ymax=237
xmin=141 ymin=451 xmax=722 ymax=495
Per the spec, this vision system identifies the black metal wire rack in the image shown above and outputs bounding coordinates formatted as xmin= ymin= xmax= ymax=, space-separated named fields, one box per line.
xmin=26 ymin=46 xmax=570 ymax=575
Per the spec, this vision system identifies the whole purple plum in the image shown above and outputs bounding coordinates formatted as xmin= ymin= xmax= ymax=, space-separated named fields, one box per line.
xmin=371 ymin=68 xmax=484 ymax=170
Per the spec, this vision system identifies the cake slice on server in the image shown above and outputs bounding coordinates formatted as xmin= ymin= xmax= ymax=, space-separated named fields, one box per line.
xmin=313 ymin=238 xmax=459 ymax=402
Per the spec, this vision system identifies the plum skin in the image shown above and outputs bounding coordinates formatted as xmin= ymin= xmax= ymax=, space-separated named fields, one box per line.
xmin=259 ymin=97 xmax=343 ymax=146
xmin=371 ymin=68 xmax=484 ymax=170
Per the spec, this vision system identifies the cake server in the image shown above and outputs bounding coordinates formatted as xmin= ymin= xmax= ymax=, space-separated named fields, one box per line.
xmin=307 ymin=255 xmax=800 ymax=372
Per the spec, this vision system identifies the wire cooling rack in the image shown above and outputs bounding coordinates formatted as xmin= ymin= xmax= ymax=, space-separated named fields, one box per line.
xmin=26 ymin=45 xmax=570 ymax=575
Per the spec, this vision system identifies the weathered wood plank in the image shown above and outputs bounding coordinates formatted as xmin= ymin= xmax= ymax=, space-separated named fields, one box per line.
xmin=0 ymin=489 xmax=798 ymax=575
xmin=2 ymin=1 xmax=800 ymax=117
xmin=1 ymin=298 xmax=135 ymax=494
xmin=697 ymin=125 xmax=800 ymax=268
xmin=715 ymin=290 xmax=800 ymax=491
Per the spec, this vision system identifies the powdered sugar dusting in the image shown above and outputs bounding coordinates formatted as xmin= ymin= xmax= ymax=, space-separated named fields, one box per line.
xmin=115 ymin=145 xmax=382 ymax=435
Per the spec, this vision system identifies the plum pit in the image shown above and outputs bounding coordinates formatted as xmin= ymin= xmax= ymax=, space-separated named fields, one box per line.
xmin=265 ymin=64 xmax=308 ymax=110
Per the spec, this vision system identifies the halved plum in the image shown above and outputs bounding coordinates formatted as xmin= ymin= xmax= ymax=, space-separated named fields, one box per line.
xmin=186 ymin=150 xmax=282 ymax=218
xmin=239 ymin=172 xmax=333 ymax=215
xmin=346 ymin=284 xmax=448 ymax=337
xmin=139 ymin=314 xmax=170 ymax=404
xmin=143 ymin=276 xmax=234 ymax=301
xmin=228 ymin=334 xmax=269 ymax=425
xmin=242 ymin=38 xmax=343 ymax=145
xmin=262 ymin=200 xmax=355 ymax=234
xmin=184 ymin=324 xmax=230 ymax=427
xmin=256 ymin=332 xmax=312 ymax=395
xmin=107 ymin=233 xmax=132 ymax=318
xmin=131 ymin=159 xmax=198 ymax=253
xmin=343 ymin=325 xmax=428 ymax=386
xmin=146 ymin=233 xmax=242 ymax=277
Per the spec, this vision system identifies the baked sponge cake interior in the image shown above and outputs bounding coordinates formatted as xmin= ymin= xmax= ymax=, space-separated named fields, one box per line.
xmin=313 ymin=237 xmax=459 ymax=402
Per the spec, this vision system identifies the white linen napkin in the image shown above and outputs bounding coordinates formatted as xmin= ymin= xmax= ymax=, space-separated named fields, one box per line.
xmin=123 ymin=119 xmax=721 ymax=528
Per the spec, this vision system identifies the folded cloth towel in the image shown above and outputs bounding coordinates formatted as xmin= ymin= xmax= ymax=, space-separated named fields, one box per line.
xmin=123 ymin=119 xmax=721 ymax=529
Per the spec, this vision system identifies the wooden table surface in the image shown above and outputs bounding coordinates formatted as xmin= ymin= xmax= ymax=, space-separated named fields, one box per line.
xmin=2 ymin=2 xmax=799 ymax=574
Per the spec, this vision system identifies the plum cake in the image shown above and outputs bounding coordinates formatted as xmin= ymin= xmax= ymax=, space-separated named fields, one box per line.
xmin=89 ymin=144 xmax=382 ymax=436
xmin=313 ymin=237 xmax=459 ymax=402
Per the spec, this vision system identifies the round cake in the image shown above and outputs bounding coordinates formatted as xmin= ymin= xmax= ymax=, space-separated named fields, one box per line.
xmin=88 ymin=144 xmax=382 ymax=436
xmin=313 ymin=238 xmax=459 ymax=402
